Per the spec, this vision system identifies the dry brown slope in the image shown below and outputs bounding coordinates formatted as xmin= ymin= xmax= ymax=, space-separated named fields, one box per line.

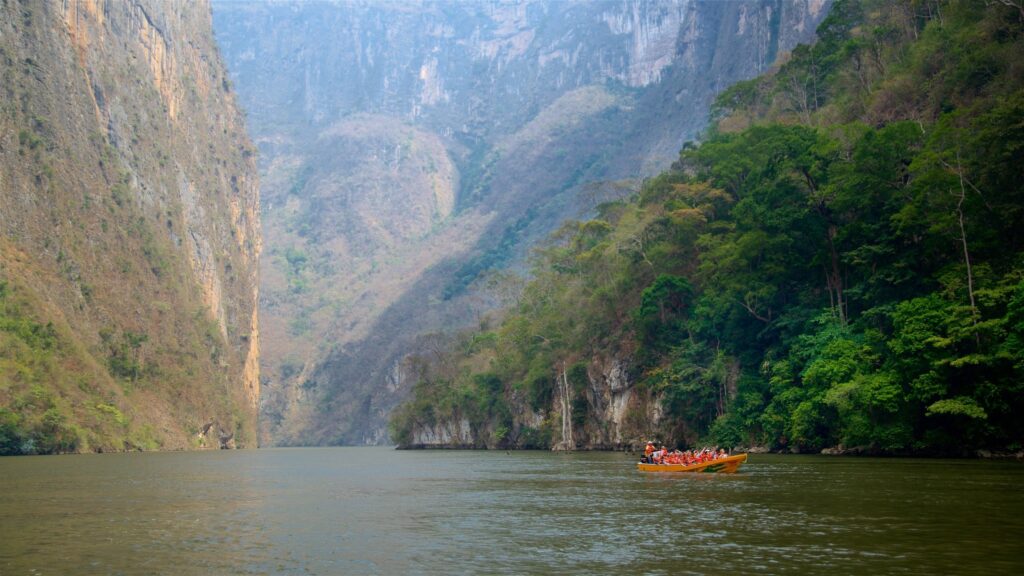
xmin=0 ymin=0 xmax=259 ymax=452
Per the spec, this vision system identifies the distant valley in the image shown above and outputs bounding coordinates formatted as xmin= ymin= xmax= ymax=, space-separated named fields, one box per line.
xmin=212 ymin=0 xmax=829 ymax=445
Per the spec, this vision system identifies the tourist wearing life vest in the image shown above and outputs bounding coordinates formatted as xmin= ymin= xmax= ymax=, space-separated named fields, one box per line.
xmin=639 ymin=444 xmax=732 ymax=466
xmin=643 ymin=441 xmax=655 ymax=463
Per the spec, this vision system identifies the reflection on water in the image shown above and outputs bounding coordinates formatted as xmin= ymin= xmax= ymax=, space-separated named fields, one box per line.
xmin=1 ymin=449 xmax=1023 ymax=575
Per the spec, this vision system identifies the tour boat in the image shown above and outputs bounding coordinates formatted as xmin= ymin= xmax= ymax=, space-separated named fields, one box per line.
xmin=636 ymin=453 xmax=748 ymax=473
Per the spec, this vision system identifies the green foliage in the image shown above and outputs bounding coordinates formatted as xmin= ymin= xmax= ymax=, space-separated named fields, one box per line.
xmin=567 ymin=362 xmax=590 ymax=429
xmin=17 ymin=125 xmax=45 ymax=155
xmin=524 ymin=367 xmax=554 ymax=413
xmin=0 ymin=401 xmax=81 ymax=456
xmin=1 ymin=281 xmax=58 ymax=352
xmin=516 ymin=425 xmax=552 ymax=450
xmin=282 ymin=246 xmax=310 ymax=294
xmin=634 ymin=274 xmax=693 ymax=361
xmin=110 ymin=170 xmax=132 ymax=209
xmin=926 ymin=397 xmax=987 ymax=420
xmin=34 ymin=408 xmax=81 ymax=454
xmin=0 ymin=407 xmax=28 ymax=455
xmin=95 ymin=403 xmax=128 ymax=427
xmin=99 ymin=327 xmax=148 ymax=383
xmin=646 ymin=340 xmax=727 ymax=444
xmin=289 ymin=311 xmax=312 ymax=336
xmin=0 ymin=283 xmax=88 ymax=454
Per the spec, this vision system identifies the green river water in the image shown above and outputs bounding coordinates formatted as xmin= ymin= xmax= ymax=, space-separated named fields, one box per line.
xmin=1 ymin=448 xmax=1022 ymax=575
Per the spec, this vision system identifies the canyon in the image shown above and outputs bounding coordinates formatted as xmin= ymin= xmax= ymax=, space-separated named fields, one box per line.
xmin=212 ymin=0 xmax=830 ymax=446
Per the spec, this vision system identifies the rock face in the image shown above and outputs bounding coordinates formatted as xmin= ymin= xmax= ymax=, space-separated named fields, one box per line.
xmin=212 ymin=0 xmax=829 ymax=446
xmin=0 ymin=0 xmax=260 ymax=452
xmin=407 ymin=418 xmax=475 ymax=449
xmin=400 ymin=351 xmax=667 ymax=451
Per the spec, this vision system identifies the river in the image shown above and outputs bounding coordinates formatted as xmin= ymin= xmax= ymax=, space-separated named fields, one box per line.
xmin=1 ymin=448 xmax=1022 ymax=575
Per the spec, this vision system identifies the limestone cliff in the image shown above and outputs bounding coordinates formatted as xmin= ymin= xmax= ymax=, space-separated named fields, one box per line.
xmin=402 ymin=352 xmax=659 ymax=451
xmin=0 ymin=0 xmax=260 ymax=452
xmin=212 ymin=0 xmax=829 ymax=445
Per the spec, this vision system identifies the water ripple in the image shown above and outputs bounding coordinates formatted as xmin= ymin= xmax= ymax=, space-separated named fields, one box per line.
xmin=1 ymin=449 xmax=1023 ymax=575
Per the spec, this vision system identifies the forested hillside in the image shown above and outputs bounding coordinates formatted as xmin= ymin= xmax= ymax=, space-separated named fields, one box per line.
xmin=391 ymin=0 xmax=1024 ymax=454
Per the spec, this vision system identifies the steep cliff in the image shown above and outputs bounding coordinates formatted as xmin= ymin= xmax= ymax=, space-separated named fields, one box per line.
xmin=0 ymin=0 xmax=260 ymax=453
xmin=212 ymin=0 xmax=829 ymax=445
xmin=397 ymin=349 xmax=663 ymax=451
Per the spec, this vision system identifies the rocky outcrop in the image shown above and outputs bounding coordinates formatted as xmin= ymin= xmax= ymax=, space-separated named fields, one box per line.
xmin=406 ymin=419 xmax=475 ymax=449
xmin=402 ymin=351 xmax=670 ymax=451
xmin=212 ymin=0 xmax=830 ymax=446
xmin=0 ymin=0 xmax=259 ymax=452
xmin=197 ymin=421 xmax=237 ymax=450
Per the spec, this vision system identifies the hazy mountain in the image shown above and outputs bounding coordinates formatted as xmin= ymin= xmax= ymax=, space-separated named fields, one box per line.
xmin=212 ymin=0 xmax=830 ymax=445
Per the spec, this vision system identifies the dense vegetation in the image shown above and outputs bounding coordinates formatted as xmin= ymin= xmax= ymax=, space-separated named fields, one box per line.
xmin=391 ymin=0 xmax=1024 ymax=454
xmin=0 ymin=280 xmax=81 ymax=454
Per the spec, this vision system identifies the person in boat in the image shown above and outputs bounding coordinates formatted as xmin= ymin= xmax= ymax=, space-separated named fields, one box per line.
xmin=642 ymin=441 xmax=655 ymax=463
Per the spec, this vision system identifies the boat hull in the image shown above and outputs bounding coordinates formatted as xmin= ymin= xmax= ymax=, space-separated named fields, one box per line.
xmin=636 ymin=453 xmax=748 ymax=473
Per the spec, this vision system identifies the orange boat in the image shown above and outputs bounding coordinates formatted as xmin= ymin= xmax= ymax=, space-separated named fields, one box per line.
xmin=636 ymin=453 xmax=748 ymax=473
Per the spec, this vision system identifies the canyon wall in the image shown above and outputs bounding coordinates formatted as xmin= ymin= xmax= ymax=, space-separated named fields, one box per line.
xmin=0 ymin=0 xmax=260 ymax=452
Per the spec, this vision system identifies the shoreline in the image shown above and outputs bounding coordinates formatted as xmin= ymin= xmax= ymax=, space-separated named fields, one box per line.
xmin=396 ymin=444 xmax=1024 ymax=460
xmin=7 ymin=444 xmax=1022 ymax=460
